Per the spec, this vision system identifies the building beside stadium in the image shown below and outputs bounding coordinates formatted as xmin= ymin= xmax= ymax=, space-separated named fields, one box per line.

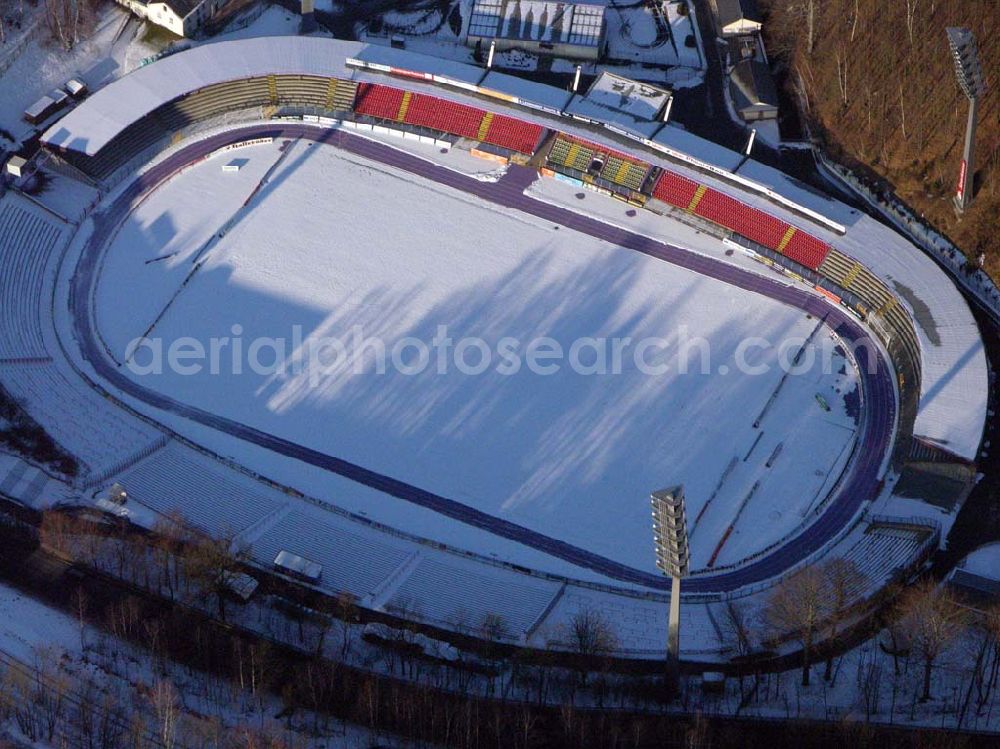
xmin=566 ymin=71 xmax=672 ymax=136
xmin=730 ymin=58 xmax=779 ymax=121
xmin=112 ymin=0 xmax=225 ymax=37
xmin=709 ymin=0 xmax=762 ymax=38
xmin=467 ymin=0 xmax=608 ymax=61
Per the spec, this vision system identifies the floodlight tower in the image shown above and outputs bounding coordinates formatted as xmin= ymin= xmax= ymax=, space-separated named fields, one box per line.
xmin=651 ymin=486 xmax=690 ymax=683
xmin=946 ymin=27 xmax=986 ymax=214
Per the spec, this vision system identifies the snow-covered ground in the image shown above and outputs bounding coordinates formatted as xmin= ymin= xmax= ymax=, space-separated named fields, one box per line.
xmin=91 ymin=138 xmax=859 ymax=574
xmin=603 ymin=0 xmax=701 ymax=68
xmin=0 ymin=579 xmax=423 ymax=748
xmin=0 ymin=6 xmax=135 ymax=146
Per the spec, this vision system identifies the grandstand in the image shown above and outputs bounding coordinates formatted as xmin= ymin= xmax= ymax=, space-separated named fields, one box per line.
xmin=385 ymin=556 xmax=562 ymax=638
xmin=250 ymin=509 xmax=415 ymax=600
xmin=546 ymin=135 xmax=652 ymax=193
xmin=649 ymin=168 xmax=832 ymax=271
xmin=0 ymin=453 xmax=74 ymax=506
xmin=118 ymin=441 xmax=286 ymax=535
xmin=833 ymin=519 xmax=937 ymax=600
xmin=354 ymin=83 xmax=545 ymax=154
xmin=0 ymin=196 xmax=67 ymax=360
xmin=0 ymin=361 xmax=165 ymax=478
xmin=536 ymin=586 xmax=726 ymax=656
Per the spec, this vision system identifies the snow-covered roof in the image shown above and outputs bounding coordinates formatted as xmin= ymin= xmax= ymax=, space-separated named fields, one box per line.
xmin=468 ymin=0 xmax=605 ymax=48
xmin=958 ymin=542 xmax=1000 ymax=579
xmin=155 ymin=0 xmax=201 ymax=20
xmin=479 ymin=69 xmax=574 ymax=112
xmin=712 ymin=0 xmax=761 ymax=33
xmin=565 ymin=71 xmax=669 ymax=138
xmin=43 ymin=37 xmax=362 ymax=156
xmin=730 ymin=59 xmax=778 ymax=110
xmin=274 ymin=549 xmax=323 ymax=581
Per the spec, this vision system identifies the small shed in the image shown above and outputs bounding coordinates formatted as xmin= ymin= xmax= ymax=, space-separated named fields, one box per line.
xmin=23 ymin=89 xmax=70 ymax=125
xmin=65 ymin=78 xmax=89 ymax=97
xmin=5 ymin=155 xmax=28 ymax=178
xmin=223 ymin=571 xmax=260 ymax=601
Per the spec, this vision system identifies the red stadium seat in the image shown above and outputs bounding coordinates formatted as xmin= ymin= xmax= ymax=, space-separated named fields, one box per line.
xmin=356 ymin=85 xmax=543 ymax=154
xmin=740 ymin=206 xmax=790 ymax=250
xmin=692 ymin=188 xmax=743 ymax=229
xmin=651 ymin=170 xmax=701 ymax=209
xmin=483 ymin=114 xmax=544 ymax=154
xmin=353 ymin=83 xmax=406 ymax=121
xmin=694 ymin=190 xmax=791 ymax=253
xmin=404 ymin=94 xmax=484 ymax=140
xmin=783 ymin=230 xmax=831 ymax=270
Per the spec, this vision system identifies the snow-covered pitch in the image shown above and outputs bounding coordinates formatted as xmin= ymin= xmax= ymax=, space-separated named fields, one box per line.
xmin=92 ymin=137 xmax=861 ymax=575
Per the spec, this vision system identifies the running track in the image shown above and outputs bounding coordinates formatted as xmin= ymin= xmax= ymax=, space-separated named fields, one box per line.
xmin=68 ymin=124 xmax=897 ymax=593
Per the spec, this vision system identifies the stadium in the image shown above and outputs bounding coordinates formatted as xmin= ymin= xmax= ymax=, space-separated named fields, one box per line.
xmin=0 ymin=35 xmax=987 ymax=662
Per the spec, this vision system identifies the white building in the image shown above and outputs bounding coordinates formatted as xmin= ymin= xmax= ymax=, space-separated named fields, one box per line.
xmin=467 ymin=0 xmax=607 ymax=61
xmin=710 ymin=0 xmax=761 ymax=38
xmin=116 ymin=0 xmax=226 ymax=38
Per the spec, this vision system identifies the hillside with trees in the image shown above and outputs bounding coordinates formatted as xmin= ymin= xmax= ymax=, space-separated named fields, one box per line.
xmin=760 ymin=0 xmax=999 ymax=276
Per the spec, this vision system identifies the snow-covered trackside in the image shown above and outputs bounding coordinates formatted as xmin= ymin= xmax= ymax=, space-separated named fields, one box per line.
xmin=91 ymin=139 xmax=860 ymax=575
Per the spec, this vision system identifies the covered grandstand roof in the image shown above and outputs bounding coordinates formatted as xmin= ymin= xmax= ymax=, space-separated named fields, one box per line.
xmin=347 ymin=42 xmax=485 ymax=88
xmin=43 ymin=37 xmax=363 ymax=155
xmin=479 ymin=69 xmax=574 ymax=112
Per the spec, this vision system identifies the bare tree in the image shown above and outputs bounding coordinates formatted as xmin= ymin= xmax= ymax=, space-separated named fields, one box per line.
xmin=974 ymin=605 xmax=1000 ymax=714
xmin=150 ymin=679 xmax=180 ymax=749
xmin=333 ymin=591 xmax=359 ymax=661
xmin=835 ymin=47 xmax=849 ymax=107
xmin=479 ymin=612 xmax=510 ymax=695
xmin=821 ymin=557 xmax=865 ymax=681
xmin=561 ymin=608 xmax=618 ymax=687
xmin=177 ymin=528 xmax=249 ymax=623
xmin=896 ymin=579 xmax=970 ymax=702
xmin=805 ymin=0 xmax=815 ymax=54
xmin=44 ymin=0 xmax=91 ymax=50
xmin=72 ymin=586 xmax=89 ymax=651
xmin=765 ymin=564 xmax=827 ymax=686
xmin=722 ymin=600 xmax=755 ymax=659
xmin=904 ymin=0 xmax=919 ymax=44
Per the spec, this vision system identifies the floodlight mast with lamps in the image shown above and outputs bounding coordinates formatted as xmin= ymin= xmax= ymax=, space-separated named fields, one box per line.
xmin=651 ymin=486 xmax=690 ymax=673
xmin=946 ymin=27 xmax=986 ymax=213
